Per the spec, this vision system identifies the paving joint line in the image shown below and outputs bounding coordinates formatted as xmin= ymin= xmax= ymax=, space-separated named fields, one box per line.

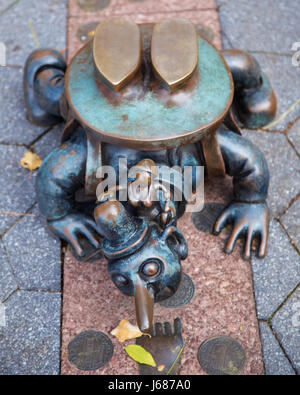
xmin=267 ymin=320 xmax=298 ymax=375
xmin=29 ymin=124 xmax=60 ymax=148
xmin=267 ymin=282 xmax=300 ymax=323
xmin=277 ymin=218 xmax=300 ymax=256
xmin=286 ymin=135 xmax=300 ymax=160
xmin=278 ymin=192 xmax=300 ymax=218
xmin=18 ymin=288 xmax=61 ymax=294
xmin=1 ymin=287 xmax=20 ymax=304
xmin=0 ymin=0 xmax=20 ymax=17
xmin=0 ymin=201 xmax=37 ymax=238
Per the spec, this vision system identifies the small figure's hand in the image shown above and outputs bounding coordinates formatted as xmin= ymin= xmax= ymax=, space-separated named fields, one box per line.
xmin=48 ymin=213 xmax=102 ymax=257
xmin=213 ymin=201 xmax=269 ymax=260
xmin=136 ymin=318 xmax=184 ymax=375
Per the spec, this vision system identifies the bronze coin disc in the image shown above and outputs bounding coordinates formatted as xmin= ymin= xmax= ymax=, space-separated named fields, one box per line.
xmin=198 ymin=336 xmax=246 ymax=375
xmin=159 ymin=273 xmax=195 ymax=308
xmin=68 ymin=330 xmax=114 ymax=371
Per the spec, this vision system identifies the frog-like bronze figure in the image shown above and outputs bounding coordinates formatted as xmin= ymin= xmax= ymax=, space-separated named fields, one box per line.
xmin=24 ymin=18 xmax=276 ymax=332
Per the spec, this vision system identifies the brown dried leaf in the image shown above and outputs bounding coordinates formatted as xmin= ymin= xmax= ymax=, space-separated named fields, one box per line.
xmin=20 ymin=151 xmax=42 ymax=171
xmin=111 ymin=319 xmax=143 ymax=343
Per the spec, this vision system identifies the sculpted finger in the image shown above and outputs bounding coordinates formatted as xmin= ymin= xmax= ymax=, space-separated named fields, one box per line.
xmin=85 ymin=218 xmax=103 ymax=237
xmin=258 ymin=226 xmax=268 ymax=258
xmin=174 ymin=318 xmax=182 ymax=336
xmin=163 ymin=322 xmax=172 ymax=336
xmin=225 ymin=220 xmax=246 ymax=254
xmin=67 ymin=233 xmax=84 ymax=257
xmin=243 ymin=225 xmax=254 ymax=261
xmin=155 ymin=323 xmax=163 ymax=336
xmin=80 ymin=226 xmax=100 ymax=249
xmin=213 ymin=209 xmax=232 ymax=235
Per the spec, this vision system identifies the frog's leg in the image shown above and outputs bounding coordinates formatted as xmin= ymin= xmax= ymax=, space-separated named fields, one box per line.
xmin=223 ymin=49 xmax=277 ymax=129
xmin=24 ymin=49 xmax=67 ymax=126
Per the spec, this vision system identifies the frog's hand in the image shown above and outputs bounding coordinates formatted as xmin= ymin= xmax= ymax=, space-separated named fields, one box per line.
xmin=48 ymin=213 xmax=102 ymax=258
xmin=214 ymin=201 xmax=269 ymax=260
xmin=24 ymin=49 xmax=66 ymax=126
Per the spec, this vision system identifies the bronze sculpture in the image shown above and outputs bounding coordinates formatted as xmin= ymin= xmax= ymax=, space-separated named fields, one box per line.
xmin=23 ymin=18 xmax=276 ymax=333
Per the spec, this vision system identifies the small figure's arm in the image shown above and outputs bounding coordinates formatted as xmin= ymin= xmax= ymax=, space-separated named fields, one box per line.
xmin=213 ymin=129 xmax=269 ymax=260
xmin=36 ymin=128 xmax=102 ymax=257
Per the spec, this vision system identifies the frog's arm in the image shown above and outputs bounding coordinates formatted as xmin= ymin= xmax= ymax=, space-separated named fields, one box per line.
xmin=213 ymin=129 xmax=269 ymax=259
xmin=36 ymin=128 xmax=102 ymax=257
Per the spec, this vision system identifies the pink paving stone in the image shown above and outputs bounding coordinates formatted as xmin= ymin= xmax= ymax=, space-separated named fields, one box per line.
xmin=69 ymin=0 xmax=217 ymax=17
xmin=67 ymin=11 xmax=221 ymax=61
xmin=61 ymin=0 xmax=264 ymax=375
xmin=61 ymin=177 xmax=264 ymax=375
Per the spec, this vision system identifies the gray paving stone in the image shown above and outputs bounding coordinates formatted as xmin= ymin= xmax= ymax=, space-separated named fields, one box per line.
xmin=0 ymin=66 xmax=45 ymax=144
xmin=34 ymin=124 xmax=63 ymax=160
xmin=281 ymin=197 xmax=300 ymax=252
xmin=0 ymin=144 xmax=36 ymax=235
xmin=2 ymin=205 xmax=61 ymax=291
xmin=288 ymin=119 xmax=300 ymax=156
xmin=218 ymin=1 xmax=300 ymax=131
xmin=0 ymin=290 xmax=61 ymax=375
xmin=271 ymin=287 xmax=300 ymax=374
xmin=259 ymin=321 xmax=295 ymax=375
xmin=251 ymin=220 xmax=300 ymax=320
xmin=0 ymin=0 xmax=67 ymax=66
xmin=243 ymin=130 xmax=300 ymax=217
xmin=217 ymin=0 xmax=300 ymax=54
xmin=0 ymin=241 xmax=18 ymax=302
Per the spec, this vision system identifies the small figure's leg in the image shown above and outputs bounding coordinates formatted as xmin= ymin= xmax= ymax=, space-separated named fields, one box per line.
xmin=223 ymin=49 xmax=277 ymax=129
xmin=24 ymin=49 xmax=67 ymax=126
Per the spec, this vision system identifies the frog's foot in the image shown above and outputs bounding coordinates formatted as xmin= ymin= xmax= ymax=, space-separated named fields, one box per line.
xmin=223 ymin=49 xmax=277 ymax=129
xmin=24 ymin=49 xmax=67 ymax=126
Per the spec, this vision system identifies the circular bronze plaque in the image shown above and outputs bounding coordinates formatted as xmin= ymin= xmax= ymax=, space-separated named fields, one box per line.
xmin=198 ymin=336 xmax=246 ymax=375
xmin=192 ymin=202 xmax=225 ymax=234
xmin=68 ymin=330 xmax=114 ymax=371
xmin=159 ymin=273 xmax=194 ymax=308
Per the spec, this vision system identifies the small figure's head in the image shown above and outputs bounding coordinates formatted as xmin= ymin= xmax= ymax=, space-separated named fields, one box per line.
xmin=94 ymin=201 xmax=187 ymax=333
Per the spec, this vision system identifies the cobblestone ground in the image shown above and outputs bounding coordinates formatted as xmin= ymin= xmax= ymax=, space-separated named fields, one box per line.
xmin=0 ymin=0 xmax=299 ymax=375
xmin=217 ymin=0 xmax=300 ymax=375
xmin=0 ymin=0 xmax=67 ymax=374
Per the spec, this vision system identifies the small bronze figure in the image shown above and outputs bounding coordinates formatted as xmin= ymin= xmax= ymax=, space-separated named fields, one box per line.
xmin=23 ymin=18 xmax=276 ymax=332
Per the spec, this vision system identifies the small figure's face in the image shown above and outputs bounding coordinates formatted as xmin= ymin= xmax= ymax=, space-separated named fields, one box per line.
xmin=108 ymin=225 xmax=187 ymax=332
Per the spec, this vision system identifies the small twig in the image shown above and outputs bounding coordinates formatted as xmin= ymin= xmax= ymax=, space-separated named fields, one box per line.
xmin=28 ymin=20 xmax=40 ymax=48
xmin=262 ymin=98 xmax=300 ymax=130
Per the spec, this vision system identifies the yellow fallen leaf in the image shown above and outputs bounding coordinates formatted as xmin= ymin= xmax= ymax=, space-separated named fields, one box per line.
xmin=124 ymin=344 xmax=156 ymax=367
xmin=20 ymin=151 xmax=42 ymax=171
xmin=111 ymin=319 xmax=144 ymax=343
